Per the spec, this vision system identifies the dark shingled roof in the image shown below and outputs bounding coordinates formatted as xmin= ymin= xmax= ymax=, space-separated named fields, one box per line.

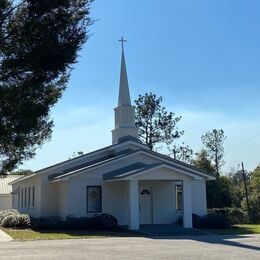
xmin=48 ymin=149 xmax=135 ymax=181
xmin=103 ymin=163 xmax=162 ymax=180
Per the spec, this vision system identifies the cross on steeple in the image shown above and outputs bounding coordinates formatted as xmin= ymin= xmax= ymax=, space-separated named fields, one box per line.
xmin=118 ymin=36 xmax=126 ymax=50
xmin=112 ymin=36 xmax=139 ymax=144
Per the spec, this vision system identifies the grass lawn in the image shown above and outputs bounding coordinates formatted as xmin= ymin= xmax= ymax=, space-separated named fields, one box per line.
xmin=2 ymin=224 xmax=259 ymax=240
xmin=1 ymin=228 xmax=139 ymax=241
xmin=208 ymin=224 xmax=260 ymax=235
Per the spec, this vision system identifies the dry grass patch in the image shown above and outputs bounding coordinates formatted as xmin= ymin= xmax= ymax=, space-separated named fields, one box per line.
xmin=1 ymin=228 xmax=138 ymax=241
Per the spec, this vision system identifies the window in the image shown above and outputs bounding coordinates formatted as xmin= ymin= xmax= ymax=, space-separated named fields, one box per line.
xmin=87 ymin=186 xmax=102 ymax=213
xmin=175 ymin=185 xmax=183 ymax=211
xmin=32 ymin=186 xmax=35 ymax=208
xmin=21 ymin=188 xmax=24 ymax=208
xmin=28 ymin=187 xmax=31 ymax=208
xmin=24 ymin=188 xmax=27 ymax=208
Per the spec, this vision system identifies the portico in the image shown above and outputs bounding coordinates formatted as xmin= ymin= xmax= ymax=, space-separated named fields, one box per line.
xmin=104 ymin=163 xmax=202 ymax=230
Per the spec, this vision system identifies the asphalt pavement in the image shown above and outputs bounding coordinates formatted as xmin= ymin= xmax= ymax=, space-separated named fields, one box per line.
xmin=0 ymin=234 xmax=259 ymax=259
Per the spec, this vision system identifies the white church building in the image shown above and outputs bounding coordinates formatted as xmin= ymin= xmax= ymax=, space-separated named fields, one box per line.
xmin=10 ymin=43 xmax=215 ymax=230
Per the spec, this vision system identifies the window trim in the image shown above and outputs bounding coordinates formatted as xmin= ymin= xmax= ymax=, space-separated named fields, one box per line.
xmin=24 ymin=188 xmax=27 ymax=208
xmin=28 ymin=187 xmax=31 ymax=208
xmin=86 ymin=186 xmax=102 ymax=213
xmin=21 ymin=188 xmax=24 ymax=208
xmin=32 ymin=186 xmax=35 ymax=208
xmin=175 ymin=184 xmax=183 ymax=211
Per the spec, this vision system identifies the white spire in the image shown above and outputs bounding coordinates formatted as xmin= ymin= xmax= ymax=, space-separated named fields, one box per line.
xmin=112 ymin=37 xmax=139 ymax=144
xmin=118 ymin=47 xmax=131 ymax=106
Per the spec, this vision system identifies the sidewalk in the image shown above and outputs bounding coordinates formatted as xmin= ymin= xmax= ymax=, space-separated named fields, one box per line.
xmin=0 ymin=229 xmax=12 ymax=242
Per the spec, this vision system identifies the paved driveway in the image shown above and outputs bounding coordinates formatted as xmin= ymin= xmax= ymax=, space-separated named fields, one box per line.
xmin=0 ymin=234 xmax=259 ymax=259
xmin=0 ymin=229 xmax=12 ymax=242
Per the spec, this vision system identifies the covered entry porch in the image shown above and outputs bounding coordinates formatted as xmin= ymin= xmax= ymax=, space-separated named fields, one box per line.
xmin=104 ymin=163 xmax=201 ymax=230
xmin=126 ymin=179 xmax=192 ymax=230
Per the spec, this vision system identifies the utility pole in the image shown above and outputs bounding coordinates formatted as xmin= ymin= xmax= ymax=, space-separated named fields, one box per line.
xmin=241 ymin=162 xmax=250 ymax=221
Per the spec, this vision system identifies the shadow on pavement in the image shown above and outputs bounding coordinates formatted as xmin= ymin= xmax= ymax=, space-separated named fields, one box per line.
xmin=136 ymin=224 xmax=260 ymax=252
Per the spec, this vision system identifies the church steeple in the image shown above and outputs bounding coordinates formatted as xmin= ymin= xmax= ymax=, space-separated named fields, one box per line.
xmin=118 ymin=45 xmax=131 ymax=106
xmin=112 ymin=37 xmax=139 ymax=144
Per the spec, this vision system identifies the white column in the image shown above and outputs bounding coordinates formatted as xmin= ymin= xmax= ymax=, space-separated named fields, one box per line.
xmin=183 ymin=179 xmax=193 ymax=228
xmin=128 ymin=179 xmax=139 ymax=230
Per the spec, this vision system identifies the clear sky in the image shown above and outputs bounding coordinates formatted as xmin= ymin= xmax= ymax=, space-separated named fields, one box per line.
xmin=22 ymin=0 xmax=260 ymax=173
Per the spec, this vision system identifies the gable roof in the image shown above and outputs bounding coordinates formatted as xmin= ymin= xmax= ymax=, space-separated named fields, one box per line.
xmin=49 ymin=148 xmax=215 ymax=182
xmin=103 ymin=162 xmax=207 ymax=181
xmin=103 ymin=162 xmax=161 ymax=180
xmin=49 ymin=149 xmax=133 ymax=181
xmin=0 ymin=175 xmax=22 ymax=195
xmin=11 ymin=139 xmax=215 ymax=185
xmin=10 ymin=139 xmax=148 ymax=185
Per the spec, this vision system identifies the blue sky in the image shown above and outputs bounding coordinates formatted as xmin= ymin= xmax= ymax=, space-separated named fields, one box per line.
xmin=22 ymin=0 xmax=260 ymax=173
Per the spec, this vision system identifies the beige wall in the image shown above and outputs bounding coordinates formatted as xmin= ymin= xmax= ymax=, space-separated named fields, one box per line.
xmin=0 ymin=195 xmax=12 ymax=210
xmin=191 ymin=180 xmax=207 ymax=216
xmin=40 ymin=178 xmax=57 ymax=216
xmin=12 ymin=176 xmax=42 ymax=218
xmin=56 ymin=182 xmax=68 ymax=217
xmin=103 ymin=182 xmax=128 ymax=225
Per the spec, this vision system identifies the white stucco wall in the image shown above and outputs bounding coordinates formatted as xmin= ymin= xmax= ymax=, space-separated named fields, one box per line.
xmin=12 ymin=176 xmax=42 ymax=218
xmin=56 ymin=177 xmax=102 ymax=219
xmin=40 ymin=178 xmax=57 ymax=217
xmin=103 ymin=182 xmax=128 ymax=225
xmin=0 ymin=195 xmax=12 ymax=210
xmin=191 ymin=180 xmax=207 ymax=216
xmin=56 ymin=181 xmax=69 ymax=217
xmin=59 ymin=177 xmax=128 ymax=225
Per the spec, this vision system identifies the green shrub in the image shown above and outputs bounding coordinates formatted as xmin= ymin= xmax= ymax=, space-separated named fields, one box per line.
xmin=176 ymin=213 xmax=230 ymax=229
xmin=192 ymin=214 xmax=201 ymax=228
xmin=176 ymin=216 xmax=183 ymax=226
xmin=0 ymin=210 xmax=30 ymax=228
xmin=0 ymin=209 xmax=19 ymax=223
xmin=32 ymin=214 xmax=118 ymax=230
xmin=31 ymin=216 xmax=64 ymax=230
xmin=200 ymin=213 xmax=229 ymax=229
xmin=208 ymin=207 xmax=248 ymax=225
xmin=95 ymin=214 xmax=118 ymax=229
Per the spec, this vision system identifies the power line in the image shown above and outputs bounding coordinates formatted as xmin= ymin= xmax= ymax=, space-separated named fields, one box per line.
xmin=225 ymin=131 xmax=260 ymax=156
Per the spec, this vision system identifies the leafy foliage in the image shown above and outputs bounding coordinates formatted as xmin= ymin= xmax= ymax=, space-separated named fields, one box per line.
xmin=31 ymin=214 xmax=118 ymax=230
xmin=192 ymin=149 xmax=215 ymax=174
xmin=206 ymin=177 xmax=233 ymax=208
xmin=194 ymin=213 xmax=230 ymax=229
xmin=10 ymin=169 xmax=33 ymax=175
xmin=0 ymin=209 xmax=31 ymax=228
xmin=201 ymin=129 xmax=226 ymax=176
xmin=0 ymin=0 xmax=93 ymax=175
xmin=169 ymin=143 xmax=193 ymax=163
xmin=192 ymin=149 xmax=232 ymax=209
xmin=208 ymin=207 xmax=248 ymax=225
xmin=241 ymin=166 xmax=260 ymax=223
xmin=135 ymin=92 xmax=183 ymax=150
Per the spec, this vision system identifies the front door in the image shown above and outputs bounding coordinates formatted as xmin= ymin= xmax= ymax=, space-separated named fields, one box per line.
xmin=139 ymin=186 xmax=153 ymax=224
